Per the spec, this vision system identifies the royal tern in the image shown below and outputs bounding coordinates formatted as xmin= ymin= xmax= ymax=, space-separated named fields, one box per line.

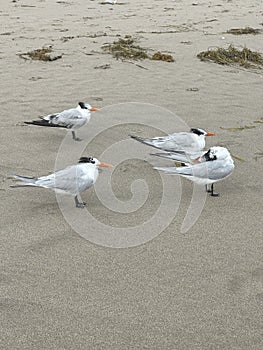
xmin=154 ymin=146 xmax=234 ymax=196
xmin=130 ymin=128 xmax=215 ymax=156
xmin=11 ymin=157 xmax=113 ymax=208
xmin=25 ymin=102 xmax=99 ymax=141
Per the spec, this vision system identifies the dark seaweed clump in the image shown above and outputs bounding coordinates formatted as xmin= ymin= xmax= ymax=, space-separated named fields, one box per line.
xmin=102 ymin=36 xmax=174 ymax=63
xmin=226 ymin=27 xmax=261 ymax=35
xmin=151 ymin=51 xmax=174 ymax=62
xmin=102 ymin=36 xmax=149 ymax=60
xmin=19 ymin=47 xmax=62 ymax=61
xmin=197 ymin=45 xmax=263 ymax=69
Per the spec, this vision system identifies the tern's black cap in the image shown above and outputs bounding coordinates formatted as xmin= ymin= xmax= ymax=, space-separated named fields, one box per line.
xmin=78 ymin=102 xmax=88 ymax=109
xmin=78 ymin=157 xmax=95 ymax=164
xmin=190 ymin=128 xmax=205 ymax=136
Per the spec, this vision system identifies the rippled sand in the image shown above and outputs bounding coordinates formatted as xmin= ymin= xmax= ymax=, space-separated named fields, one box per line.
xmin=1 ymin=1 xmax=263 ymax=349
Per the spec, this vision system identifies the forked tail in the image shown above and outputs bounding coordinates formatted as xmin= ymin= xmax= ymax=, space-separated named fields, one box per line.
xmin=10 ymin=174 xmax=38 ymax=187
xmin=129 ymin=134 xmax=149 ymax=145
xmin=24 ymin=119 xmax=67 ymax=128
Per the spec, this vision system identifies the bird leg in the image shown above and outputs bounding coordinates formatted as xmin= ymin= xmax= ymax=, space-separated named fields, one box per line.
xmin=209 ymin=184 xmax=219 ymax=197
xmin=71 ymin=130 xmax=82 ymax=142
xmin=205 ymin=184 xmax=212 ymax=193
xmin=74 ymin=195 xmax=86 ymax=208
xmin=205 ymin=184 xmax=219 ymax=196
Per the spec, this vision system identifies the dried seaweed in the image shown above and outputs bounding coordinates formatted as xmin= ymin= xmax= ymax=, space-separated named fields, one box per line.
xmin=226 ymin=27 xmax=261 ymax=35
xmin=60 ymin=36 xmax=74 ymax=42
xmin=102 ymin=36 xmax=174 ymax=63
xmin=94 ymin=64 xmax=111 ymax=69
xmin=102 ymin=36 xmax=149 ymax=60
xmin=19 ymin=47 xmax=62 ymax=61
xmin=186 ymin=87 xmax=199 ymax=92
xmin=254 ymin=119 xmax=263 ymax=124
xmin=151 ymin=51 xmax=174 ymax=62
xmin=220 ymin=125 xmax=256 ymax=131
xmin=197 ymin=45 xmax=263 ymax=69
xmin=232 ymin=155 xmax=246 ymax=162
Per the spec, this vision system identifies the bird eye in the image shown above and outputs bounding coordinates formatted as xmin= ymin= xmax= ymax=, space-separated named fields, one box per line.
xmin=88 ymin=157 xmax=95 ymax=164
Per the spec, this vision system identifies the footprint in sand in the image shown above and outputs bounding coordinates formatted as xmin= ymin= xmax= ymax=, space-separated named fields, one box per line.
xmin=228 ymin=268 xmax=263 ymax=299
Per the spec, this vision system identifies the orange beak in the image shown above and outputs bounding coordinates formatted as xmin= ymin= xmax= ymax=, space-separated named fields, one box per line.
xmin=205 ymin=132 xmax=215 ymax=136
xmin=89 ymin=107 xmax=99 ymax=112
xmin=99 ymin=162 xmax=113 ymax=168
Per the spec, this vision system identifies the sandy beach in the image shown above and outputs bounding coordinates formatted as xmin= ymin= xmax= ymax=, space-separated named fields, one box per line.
xmin=1 ymin=0 xmax=263 ymax=349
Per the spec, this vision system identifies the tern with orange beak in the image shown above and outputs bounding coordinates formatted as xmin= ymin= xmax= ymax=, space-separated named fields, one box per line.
xmin=154 ymin=146 xmax=234 ymax=196
xmin=11 ymin=157 xmax=113 ymax=208
xmin=130 ymin=128 xmax=215 ymax=157
xmin=25 ymin=102 xmax=99 ymax=141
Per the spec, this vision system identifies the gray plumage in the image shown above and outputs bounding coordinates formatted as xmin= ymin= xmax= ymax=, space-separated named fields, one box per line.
xmin=130 ymin=128 xmax=215 ymax=154
xmin=11 ymin=157 xmax=112 ymax=208
xmin=25 ymin=102 xmax=98 ymax=141
xmin=151 ymin=151 xmax=200 ymax=164
xmin=154 ymin=146 xmax=234 ymax=195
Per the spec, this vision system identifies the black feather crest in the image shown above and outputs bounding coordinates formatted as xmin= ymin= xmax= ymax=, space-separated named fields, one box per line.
xmin=78 ymin=157 xmax=95 ymax=164
xmin=190 ymin=128 xmax=204 ymax=136
xmin=78 ymin=102 xmax=88 ymax=109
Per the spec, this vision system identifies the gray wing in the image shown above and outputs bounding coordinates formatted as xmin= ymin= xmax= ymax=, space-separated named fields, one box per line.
xmin=155 ymin=159 xmax=234 ymax=180
xmin=203 ymin=160 xmax=234 ymax=180
xmin=151 ymin=150 xmax=203 ymax=164
xmin=36 ymin=165 xmax=94 ymax=194
xmin=151 ymin=132 xmax=200 ymax=152
xmin=166 ymin=132 xmax=200 ymax=152
xmin=49 ymin=109 xmax=85 ymax=128
xmin=131 ymin=132 xmax=200 ymax=152
xmin=152 ymin=151 xmax=190 ymax=163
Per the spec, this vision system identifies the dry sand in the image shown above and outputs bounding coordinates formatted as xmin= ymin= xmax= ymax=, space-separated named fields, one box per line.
xmin=1 ymin=0 xmax=263 ymax=349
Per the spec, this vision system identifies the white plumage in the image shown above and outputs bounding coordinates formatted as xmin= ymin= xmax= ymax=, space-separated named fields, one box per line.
xmin=154 ymin=146 xmax=234 ymax=196
xmin=11 ymin=157 xmax=112 ymax=208
xmin=130 ymin=128 xmax=215 ymax=157
xmin=25 ymin=102 xmax=99 ymax=141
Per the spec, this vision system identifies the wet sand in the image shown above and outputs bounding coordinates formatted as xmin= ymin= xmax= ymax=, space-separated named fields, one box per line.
xmin=1 ymin=0 xmax=263 ymax=349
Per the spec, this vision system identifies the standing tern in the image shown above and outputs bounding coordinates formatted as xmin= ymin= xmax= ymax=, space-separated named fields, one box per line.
xmin=130 ymin=128 xmax=215 ymax=156
xmin=154 ymin=146 xmax=234 ymax=196
xmin=25 ymin=102 xmax=99 ymax=141
xmin=11 ymin=157 xmax=113 ymax=208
